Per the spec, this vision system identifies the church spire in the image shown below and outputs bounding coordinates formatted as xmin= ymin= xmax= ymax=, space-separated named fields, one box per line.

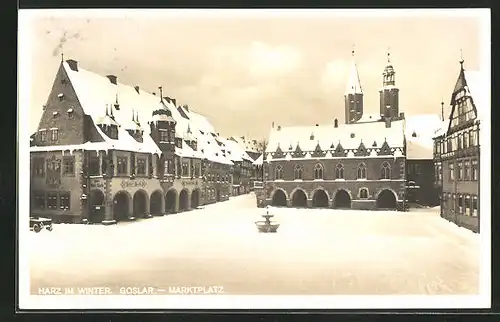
xmin=345 ymin=46 xmax=363 ymax=95
xmin=344 ymin=46 xmax=364 ymax=124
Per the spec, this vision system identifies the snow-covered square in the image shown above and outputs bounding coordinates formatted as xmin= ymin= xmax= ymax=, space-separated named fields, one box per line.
xmin=28 ymin=193 xmax=480 ymax=295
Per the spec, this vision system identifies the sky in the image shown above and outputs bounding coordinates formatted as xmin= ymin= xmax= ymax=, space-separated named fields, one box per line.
xmin=21 ymin=10 xmax=484 ymax=140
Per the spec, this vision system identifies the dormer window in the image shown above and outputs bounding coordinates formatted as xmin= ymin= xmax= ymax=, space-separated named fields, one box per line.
xmin=50 ymin=128 xmax=59 ymax=141
xmin=52 ymin=111 xmax=59 ymax=119
xmin=57 ymin=93 xmax=64 ymax=101
xmin=108 ymin=126 xmax=118 ymax=140
xmin=67 ymin=108 xmax=74 ymax=119
xmin=350 ymin=133 xmax=355 ymax=138
xmin=412 ymin=131 xmax=417 ymax=138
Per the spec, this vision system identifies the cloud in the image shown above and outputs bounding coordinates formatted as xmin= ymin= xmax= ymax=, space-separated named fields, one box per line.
xmin=247 ymin=41 xmax=301 ymax=78
xmin=320 ymin=59 xmax=349 ymax=93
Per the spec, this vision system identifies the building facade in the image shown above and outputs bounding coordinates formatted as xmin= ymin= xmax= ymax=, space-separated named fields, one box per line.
xmin=255 ymin=51 xmax=410 ymax=211
xmin=433 ymin=60 xmax=481 ymax=233
xmin=30 ymin=58 xmax=247 ymax=224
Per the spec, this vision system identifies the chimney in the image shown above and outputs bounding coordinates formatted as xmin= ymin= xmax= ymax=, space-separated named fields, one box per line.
xmin=172 ymin=98 xmax=177 ymax=106
xmin=385 ymin=117 xmax=392 ymax=128
xmin=334 ymin=118 xmax=338 ymax=128
xmin=152 ymin=92 xmax=156 ymax=96
xmin=315 ymin=124 xmax=319 ymax=127
xmin=134 ymin=86 xmax=140 ymax=94
xmin=106 ymin=75 xmax=117 ymax=85
xmin=277 ymin=126 xmax=281 ymax=131
xmin=66 ymin=59 xmax=79 ymax=71
xmin=183 ymin=104 xmax=189 ymax=112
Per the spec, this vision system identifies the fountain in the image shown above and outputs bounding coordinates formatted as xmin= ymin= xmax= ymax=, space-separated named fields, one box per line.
xmin=255 ymin=206 xmax=280 ymax=233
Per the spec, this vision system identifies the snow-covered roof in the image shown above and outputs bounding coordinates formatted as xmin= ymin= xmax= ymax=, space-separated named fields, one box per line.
xmin=345 ymin=56 xmax=363 ymax=95
xmin=222 ymin=138 xmax=254 ymax=162
xmin=253 ymin=153 xmax=263 ymax=165
xmin=266 ymin=119 xmax=405 ymax=158
xmin=405 ymin=114 xmax=443 ymax=159
xmin=61 ymin=60 xmax=231 ymax=163
xmin=356 ymin=113 xmax=382 ymax=123
xmin=231 ymin=136 xmax=264 ymax=153
xmin=464 ymin=70 xmax=487 ymax=122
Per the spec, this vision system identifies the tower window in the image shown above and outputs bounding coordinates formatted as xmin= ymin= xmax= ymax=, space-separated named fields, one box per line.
xmin=294 ymin=164 xmax=303 ymax=180
xmin=274 ymin=165 xmax=283 ymax=180
xmin=50 ymin=128 xmax=59 ymax=141
xmin=314 ymin=163 xmax=324 ymax=180
xmin=57 ymin=93 xmax=64 ymax=101
xmin=335 ymin=163 xmax=344 ymax=179
xmin=381 ymin=161 xmax=391 ymax=179
xmin=357 ymin=163 xmax=367 ymax=179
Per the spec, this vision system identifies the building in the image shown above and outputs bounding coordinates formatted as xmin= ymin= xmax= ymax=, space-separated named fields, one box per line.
xmin=405 ymin=114 xmax=443 ymax=207
xmin=30 ymin=58 xmax=249 ymax=224
xmin=255 ymin=51 xmax=411 ymax=211
xmin=220 ymin=137 xmax=255 ymax=195
xmin=228 ymin=136 xmax=265 ymax=191
xmin=433 ymin=59 xmax=482 ymax=233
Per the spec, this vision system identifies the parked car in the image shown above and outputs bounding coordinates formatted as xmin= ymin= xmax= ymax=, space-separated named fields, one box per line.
xmin=30 ymin=217 xmax=53 ymax=233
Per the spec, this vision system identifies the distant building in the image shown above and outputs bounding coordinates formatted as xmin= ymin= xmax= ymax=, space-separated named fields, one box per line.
xmin=405 ymin=114 xmax=443 ymax=207
xmin=30 ymin=58 xmax=251 ymax=224
xmin=256 ymin=51 xmax=413 ymax=211
xmin=433 ymin=59 xmax=482 ymax=233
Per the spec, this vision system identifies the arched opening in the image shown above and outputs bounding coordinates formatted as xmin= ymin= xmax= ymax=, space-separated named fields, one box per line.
xmin=89 ymin=190 xmax=105 ymax=224
xmin=113 ymin=191 xmax=130 ymax=222
xmin=191 ymin=189 xmax=200 ymax=209
xmin=165 ymin=189 xmax=177 ymax=214
xmin=179 ymin=189 xmax=189 ymax=211
xmin=291 ymin=189 xmax=307 ymax=208
xmin=312 ymin=189 xmax=329 ymax=208
xmin=216 ymin=189 xmax=221 ymax=202
xmin=271 ymin=189 xmax=287 ymax=207
xmin=333 ymin=189 xmax=351 ymax=209
xmin=150 ymin=190 xmax=163 ymax=215
xmin=377 ymin=189 xmax=397 ymax=210
xmin=133 ymin=190 xmax=148 ymax=218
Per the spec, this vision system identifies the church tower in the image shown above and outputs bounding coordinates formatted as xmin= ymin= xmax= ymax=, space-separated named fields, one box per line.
xmin=344 ymin=49 xmax=364 ymax=124
xmin=379 ymin=50 xmax=400 ymax=120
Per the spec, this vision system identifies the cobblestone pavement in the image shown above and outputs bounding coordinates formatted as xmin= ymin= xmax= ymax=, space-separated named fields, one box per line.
xmin=28 ymin=194 xmax=480 ymax=295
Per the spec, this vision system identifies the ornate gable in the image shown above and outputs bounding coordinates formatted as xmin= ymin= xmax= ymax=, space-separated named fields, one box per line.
xmin=273 ymin=144 xmax=284 ymax=158
xmin=292 ymin=143 xmax=306 ymax=158
xmin=332 ymin=142 xmax=347 ymax=157
xmin=354 ymin=141 xmax=368 ymax=157
xmin=311 ymin=141 xmax=326 ymax=158
xmin=377 ymin=140 xmax=393 ymax=156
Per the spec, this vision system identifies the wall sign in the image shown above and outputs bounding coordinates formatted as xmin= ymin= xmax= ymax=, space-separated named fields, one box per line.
xmin=181 ymin=179 xmax=198 ymax=186
xmin=120 ymin=179 xmax=147 ymax=189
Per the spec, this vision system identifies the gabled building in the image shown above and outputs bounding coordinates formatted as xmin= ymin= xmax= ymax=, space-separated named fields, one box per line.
xmin=30 ymin=58 xmax=235 ymax=224
xmin=255 ymin=50 xmax=409 ymax=211
xmin=433 ymin=59 xmax=483 ymax=233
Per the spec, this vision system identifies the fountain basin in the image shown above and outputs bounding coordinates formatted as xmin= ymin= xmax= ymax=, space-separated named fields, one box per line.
xmin=255 ymin=221 xmax=280 ymax=233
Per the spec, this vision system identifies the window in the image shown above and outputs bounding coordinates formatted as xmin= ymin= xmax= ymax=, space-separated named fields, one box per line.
xmin=294 ymin=164 xmax=303 ymax=180
xmin=335 ymin=163 xmax=344 ymax=179
xmin=39 ymin=130 xmax=47 ymax=142
xmin=58 ymin=93 xmax=64 ymax=101
xmin=109 ymin=126 xmax=118 ymax=140
xmin=159 ymin=129 xmax=168 ymax=142
xmin=472 ymin=196 xmax=478 ymax=217
xmin=359 ymin=188 xmax=369 ymax=199
xmin=381 ymin=162 xmax=391 ymax=179
xmin=447 ymin=138 xmax=452 ymax=153
xmin=274 ymin=165 xmax=283 ymax=180
xmin=195 ymin=163 xmax=201 ymax=177
xmin=462 ymin=160 xmax=469 ymax=180
xmin=63 ymin=156 xmax=75 ymax=176
xmin=458 ymin=161 xmax=463 ymax=180
xmin=217 ymin=174 xmax=220 ymax=182
xmin=33 ymin=157 xmax=45 ymax=177
xmin=47 ymin=192 xmax=58 ymax=210
xmin=465 ymin=195 xmax=471 ymax=216
xmin=89 ymin=156 xmax=100 ymax=176
xmin=463 ymin=132 xmax=469 ymax=149
xmin=457 ymin=135 xmax=462 ymax=150
xmin=458 ymin=195 xmax=463 ymax=214
xmin=471 ymin=159 xmax=478 ymax=180
xmin=60 ymin=192 xmax=70 ymax=210
xmin=51 ymin=129 xmax=59 ymax=141
xmin=34 ymin=192 xmax=45 ymax=209
xmin=137 ymin=158 xmax=146 ymax=175
xmin=117 ymin=157 xmax=128 ymax=175
xmin=357 ymin=163 xmax=367 ymax=180
xmin=314 ymin=163 xmax=324 ymax=180
xmin=438 ymin=163 xmax=442 ymax=181
xmin=182 ymin=162 xmax=189 ymax=176
xmin=449 ymin=162 xmax=455 ymax=181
